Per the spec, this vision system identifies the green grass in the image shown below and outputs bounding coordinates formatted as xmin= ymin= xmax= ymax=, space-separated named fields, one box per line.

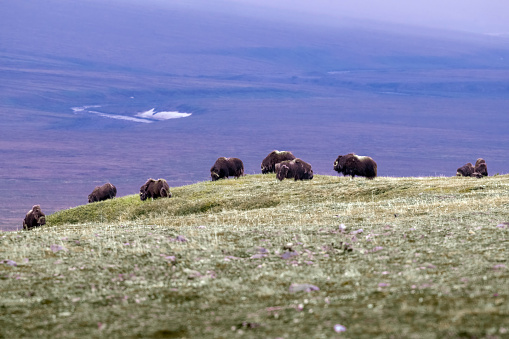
xmin=1 ymin=174 xmax=509 ymax=338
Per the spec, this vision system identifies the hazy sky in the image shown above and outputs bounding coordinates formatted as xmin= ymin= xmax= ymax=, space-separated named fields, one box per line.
xmin=162 ymin=0 xmax=509 ymax=35
xmin=241 ymin=0 xmax=509 ymax=34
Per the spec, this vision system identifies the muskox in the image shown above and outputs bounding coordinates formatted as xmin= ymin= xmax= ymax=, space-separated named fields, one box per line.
xmin=334 ymin=153 xmax=377 ymax=179
xmin=456 ymin=163 xmax=475 ymax=177
xmin=261 ymin=150 xmax=296 ymax=174
xmin=276 ymin=158 xmax=313 ymax=181
xmin=210 ymin=157 xmax=244 ymax=181
xmin=475 ymin=158 xmax=488 ymax=177
xmin=88 ymin=183 xmax=117 ymax=203
xmin=140 ymin=178 xmax=172 ymax=201
xmin=457 ymin=159 xmax=488 ymax=178
xmin=23 ymin=205 xmax=46 ymax=230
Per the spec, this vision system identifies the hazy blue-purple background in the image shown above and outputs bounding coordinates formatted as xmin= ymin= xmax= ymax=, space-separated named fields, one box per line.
xmin=1 ymin=0 xmax=509 ymax=231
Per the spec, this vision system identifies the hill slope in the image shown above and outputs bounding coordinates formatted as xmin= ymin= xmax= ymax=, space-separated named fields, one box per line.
xmin=48 ymin=174 xmax=509 ymax=230
xmin=2 ymin=175 xmax=509 ymax=338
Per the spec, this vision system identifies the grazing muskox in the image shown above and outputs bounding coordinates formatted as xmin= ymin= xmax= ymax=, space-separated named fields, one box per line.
xmin=88 ymin=183 xmax=117 ymax=203
xmin=210 ymin=157 xmax=244 ymax=181
xmin=456 ymin=163 xmax=475 ymax=177
xmin=457 ymin=159 xmax=488 ymax=178
xmin=23 ymin=205 xmax=46 ymax=230
xmin=140 ymin=178 xmax=171 ymax=201
xmin=334 ymin=153 xmax=377 ymax=179
xmin=475 ymin=158 xmax=488 ymax=177
xmin=261 ymin=150 xmax=296 ymax=174
xmin=276 ymin=158 xmax=313 ymax=181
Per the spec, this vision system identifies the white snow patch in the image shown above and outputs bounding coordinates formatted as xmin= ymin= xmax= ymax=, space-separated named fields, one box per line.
xmin=88 ymin=110 xmax=152 ymax=123
xmin=71 ymin=106 xmax=192 ymax=123
xmin=136 ymin=108 xmax=192 ymax=120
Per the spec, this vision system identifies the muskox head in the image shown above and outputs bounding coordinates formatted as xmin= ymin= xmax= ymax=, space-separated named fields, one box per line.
xmin=475 ymin=158 xmax=486 ymax=166
xmin=87 ymin=193 xmax=95 ymax=203
xmin=261 ymin=161 xmax=270 ymax=174
xmin=140 ymin=188 xmax=150 ymax=201
xmin=210 ymin=170 xmax=220 ymax=181
xmin=471 ymin=172 xmax=483 ymax=178
xmin=261 ymin=151 xmax=277 ymax=174
xmin=304 ymin=169 xmax=314 ymax=180
xmin=139 ymin=179 xmax=153 ymax=201
xmin=276 ymin=165 xmax=289 ymax=181
xmin=31 ymin=205 xmax=46 ymax=226
xmin=333 ymin=155 xmax=343 ymax=172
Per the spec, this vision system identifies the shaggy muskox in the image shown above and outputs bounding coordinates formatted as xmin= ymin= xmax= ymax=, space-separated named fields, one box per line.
xmin=334 ymin=153 xmax=377 ymax=179
xmin=140 ymin=178 xmax=172 ymax=201
xmin=456 ymin=163 xmax=475 ymax=177
xmin=23 ymin=205 xmax=46 ymax=230
xmin=457 ymin=159 xmax=488 ymax=178
xmin=261 ymin=150 xmax=296 ymax=174
xmin=210 ymin=157 xmax=244 ymax=181
xmin=276 ymin=158 xmax=313 ymax=181
xmin=475 ymin=158 xmax=488 ymax=177
xmin=88 ymin=183 xmax=117 ymax=203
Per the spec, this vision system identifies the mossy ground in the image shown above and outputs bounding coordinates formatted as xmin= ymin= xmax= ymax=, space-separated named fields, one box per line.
xmin=1 ymin=174 xmax=509 ymax=338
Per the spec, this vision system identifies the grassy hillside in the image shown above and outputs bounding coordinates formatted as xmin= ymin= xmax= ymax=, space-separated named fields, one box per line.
xmin=1 ymin=174 xmax=509 ymax=338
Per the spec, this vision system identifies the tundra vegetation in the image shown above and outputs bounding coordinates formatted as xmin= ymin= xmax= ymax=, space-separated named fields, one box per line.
xmin=1 ymin=174 xmax=509 ymax=338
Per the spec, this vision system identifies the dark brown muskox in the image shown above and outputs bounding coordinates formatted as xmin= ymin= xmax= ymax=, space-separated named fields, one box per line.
xmin=210 ymin=157 xmax=244 ymax=181
xmin=456 ymin=163 xmax=475 ymax=177
xmin=140 ymin=178 xmax=172 ymax=201
xmin=88 ymin=183 xmax=117 ymax=203
xmin=261 ymin=150 xmax=296 ymax=174
xmin=334 ymin=153 xmax=377 ymax=179
xmin=23 ymin=205 xmax=46 ymax=230
xmin=475 ymin=158 xmax=488 ymax=177
xmin=276 ymin=158 xmax=313 ymax=181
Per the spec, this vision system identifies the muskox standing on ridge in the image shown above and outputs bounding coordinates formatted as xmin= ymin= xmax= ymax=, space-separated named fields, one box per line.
xmin=23 ymin=205 xmax=46 ymax=230
xmin=88 ymin=183 xmax=117 ymax=203
xmin=261 ymin=150 xmax=296 ymax=174
xmin=140 ymin=178 xmax=172 ymax=201
xmin=334 ymin=153 xmax=377 ymax=179
xmin=210 ymin=157 xmax=244 ymax=181
xmin=475 ymin=158 xmax=488 ymax=177
xmin=276 ymin=158 xmax=313 ymax=181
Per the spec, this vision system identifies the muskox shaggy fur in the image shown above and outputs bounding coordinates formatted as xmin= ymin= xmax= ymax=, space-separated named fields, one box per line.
xmin=276 ymin=158 xmax=313 ymax=181
xmin=140 ymin=178 xmax=171 ymax=201
xmin=334 ymin=153 xmax=377 ymax=179
xmin=261 ymin=150 xmax=296 ymax=174
xmin=210 ymin=157 xmax=244 ymax=181
xmin=456 ymin=163 xmax=475 ymax=177
xmin=23 ymin=205 xmax=46 ymax=230
xmin=88 ymin=183 xmax=117 ymax=203
xmin=475 ymin=158 xmax=488 ymax=177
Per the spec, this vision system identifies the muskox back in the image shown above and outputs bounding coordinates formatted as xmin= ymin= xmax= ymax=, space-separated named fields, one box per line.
xmin=261 ymin=150 xmax=296 ymax=174
xmin=210 ymin=157 xmax=244 ymax=181
xmin=276 ymin=158 xmax=313 ymax=181
xmin=334 ymin=153 xmax=377 ymax=179
xmin=88 ymin=183 xmax=117 ymax=203
xmin=23 ymin=205 xmax=46 ymax=230
xmin=140 ymin=178 xmax=171 ymax=201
